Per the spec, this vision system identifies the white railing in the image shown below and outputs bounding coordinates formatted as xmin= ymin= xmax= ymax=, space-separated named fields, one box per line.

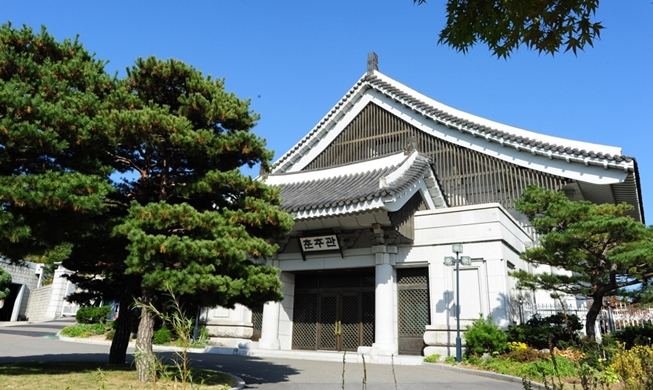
xmin=599 ymin=303 xmax=653 ymax=333
xmin=519 ymin=301 xmax=653 ymax=337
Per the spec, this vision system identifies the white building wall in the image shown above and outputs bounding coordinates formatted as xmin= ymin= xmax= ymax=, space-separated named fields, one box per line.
xmin=410 ymin=204 xmax=533 ymax=356
xmin=410 ymin=204 xmax=531 ymax=325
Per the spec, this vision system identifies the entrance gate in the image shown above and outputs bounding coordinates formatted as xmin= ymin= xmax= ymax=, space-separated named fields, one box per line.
xmin=292 ymin=270 xmax=375 ymax=351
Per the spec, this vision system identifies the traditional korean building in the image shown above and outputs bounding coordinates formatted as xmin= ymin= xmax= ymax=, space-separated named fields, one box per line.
xmin=200 ymin=53 xmax=643 ymax=360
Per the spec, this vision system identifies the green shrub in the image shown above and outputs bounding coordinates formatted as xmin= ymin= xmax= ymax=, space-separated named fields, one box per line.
xmin=464 ymin=314 xmax=508 ymax=356
xmin=518 ymin=355 xmax=577 ymax=380
xmin=611 ymin=322 xmax=653 ymax=350
xmin=0 ymin=267 xmax=11 ymax=300
xmin=199 ymin=325 xmax=209 ymax=340
xmin=508 ymin=313 xmax=582 ymax=350
xmin=478 ymin=357 xmax=517 ymax=376
xmin=424 ymin=354 xmax=441 ymax=363
xmin=610 ymin=344 xmax=653 ymax=388
xmin=75 ymin=306 xmax=112 ymax=324
xmin=105 ymin=328 xmax=116 ymax=341
xmin=444 ymin=355 xmax=457 ymax=364
xmin=60 ymin=323 xmax=107 ymax=338
xmin=152 ymin=326 xmax=173 ymax=345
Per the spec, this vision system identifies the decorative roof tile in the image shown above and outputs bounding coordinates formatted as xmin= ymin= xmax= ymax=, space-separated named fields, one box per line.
xmin=266 ymin=151 xmax=446 ymax=219
xmin=271 ymin=71 xmax=635 ymax=175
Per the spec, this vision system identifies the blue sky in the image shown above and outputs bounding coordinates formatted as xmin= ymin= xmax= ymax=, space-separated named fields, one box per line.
xmin=4 ymin=1 xmax=653 ymax=219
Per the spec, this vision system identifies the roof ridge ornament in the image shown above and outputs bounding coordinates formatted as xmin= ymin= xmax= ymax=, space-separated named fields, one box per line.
xmin=367 ymin=52 xmax=378 ymax=74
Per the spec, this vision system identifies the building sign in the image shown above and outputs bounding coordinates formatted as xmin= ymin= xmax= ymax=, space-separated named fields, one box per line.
xmin=299 ymin=235 xmax=340 ymax=252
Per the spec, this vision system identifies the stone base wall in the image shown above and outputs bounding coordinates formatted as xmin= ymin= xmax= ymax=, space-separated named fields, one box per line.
xmin=208 ymin=337 xmax=253 ymax=349
xmin=423 ymin=324 xmax=466 ymax=357
xmin=205 ymin=321 xmax=253 ymax=339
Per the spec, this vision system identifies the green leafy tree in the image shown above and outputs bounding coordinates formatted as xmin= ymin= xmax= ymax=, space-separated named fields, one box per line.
xmin=413 ymin=0 xmax=603 ymax=58
xmin=107 ymin=57 xmax=293 ymax=381
xmin=0 ymin=266 xmax=11 ymax=300
xmin=511 ymin=185 xmax=653 ymax=340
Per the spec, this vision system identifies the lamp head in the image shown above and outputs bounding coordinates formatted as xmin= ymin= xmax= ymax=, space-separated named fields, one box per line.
xmin=452 ymin=243 xmax=463 ymax=254
xmin=443 ymin=256 xmax=455 ymax=266
xmin=461 ymin=256 xmax=472 ymax=266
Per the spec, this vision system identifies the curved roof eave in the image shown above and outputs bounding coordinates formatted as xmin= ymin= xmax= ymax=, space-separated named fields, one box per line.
xmin=269 ymin=151 xmax=447 ymax=220
xmin=271 ymin=70 xmax=635 ymax=186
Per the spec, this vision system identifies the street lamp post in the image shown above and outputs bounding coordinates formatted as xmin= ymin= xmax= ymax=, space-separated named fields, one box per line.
xmin=444 ymin=243 xmax=471 ymax=363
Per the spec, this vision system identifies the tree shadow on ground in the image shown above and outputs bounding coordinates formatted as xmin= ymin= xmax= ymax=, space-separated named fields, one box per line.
xmin=186 ymin=353 xmax=301 ymax=385
xmin=0 ymin=353 xmax=111 ymax=364
xmin=0 ymin=360 xmax=134 ymax=375
xmin=0 ymin=351 xmax=301 ymax=386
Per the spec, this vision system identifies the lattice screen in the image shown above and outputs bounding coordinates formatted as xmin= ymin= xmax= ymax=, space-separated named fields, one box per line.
xmin=251 ymin=306 xmax=263 ymax=341
xmin=303 ymin=103 xmax=568 ymax=210
xmin=292 ymin=293 xmax=318 ymax=349
xmin=319 ymin=295 xmax=337 ymax=349
xmin=341 ymin=294 xmax=360 ymax=350
xmin=397 ymin=268 xmax=430 ymax=337
xmin=362 ymin=291 xmax=375 ymax=346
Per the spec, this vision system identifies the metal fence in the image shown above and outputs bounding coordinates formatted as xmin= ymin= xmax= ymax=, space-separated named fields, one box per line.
xmin=520 ymin=301 xmax=653 ymax=338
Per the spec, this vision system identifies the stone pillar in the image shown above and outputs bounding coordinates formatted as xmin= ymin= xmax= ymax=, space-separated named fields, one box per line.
xmin=44 ymin=264 xmax=69 ymax=320
xmin=371 ymin=244 xmax=397 ymax=356
xmin=258 ymin=300 xmax=281 ymax=350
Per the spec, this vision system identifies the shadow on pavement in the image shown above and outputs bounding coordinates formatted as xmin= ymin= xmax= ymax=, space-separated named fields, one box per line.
xmin=176 ymin=353 xmax=301 ymax=385
xmin=0 ymin=351 xmax=301 ymax=386
xmin=0 ymin=353 xmax=112 ymax=364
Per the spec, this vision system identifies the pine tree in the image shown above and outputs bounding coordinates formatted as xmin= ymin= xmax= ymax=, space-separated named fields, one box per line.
xmin=512 ymin=185 xmax=653 ymax=340
xmin=1 ymin=25 xmax=292 ymax=374
xmin=107 ymin=57 xmax=293 ymax=381
xmin=0 ymin=22 xmax=114 ymax=276
xmin=0 ymin=23 xmax=137 ymax=361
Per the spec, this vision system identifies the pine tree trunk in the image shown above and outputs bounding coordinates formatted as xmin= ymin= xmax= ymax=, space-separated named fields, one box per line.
xmin=109 ymin=295 xmax=134 ymax=364
xmin=585 ymin=296 xmax=603 ymax=341
xmin=135 ymin=290 xmax=155 ymax=382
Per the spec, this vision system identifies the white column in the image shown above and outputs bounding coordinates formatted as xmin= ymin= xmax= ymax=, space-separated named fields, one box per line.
xmin=258 ymin=300 xmax=281 ymax=350
xmin=372 ymin=245 xmax=397 ymax=356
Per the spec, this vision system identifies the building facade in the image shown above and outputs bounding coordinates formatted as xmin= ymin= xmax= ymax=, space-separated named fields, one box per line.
xmin=201 ymin=54 xmax=643 ymax=360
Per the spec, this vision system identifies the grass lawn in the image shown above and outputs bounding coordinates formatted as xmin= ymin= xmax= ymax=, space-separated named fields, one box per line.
xmin=0 ymin=361 xmax=237 ymax=389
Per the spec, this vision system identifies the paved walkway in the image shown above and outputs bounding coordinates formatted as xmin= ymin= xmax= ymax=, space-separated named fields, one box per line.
xmin=0 ymin=319 xmax=528 ymax=390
